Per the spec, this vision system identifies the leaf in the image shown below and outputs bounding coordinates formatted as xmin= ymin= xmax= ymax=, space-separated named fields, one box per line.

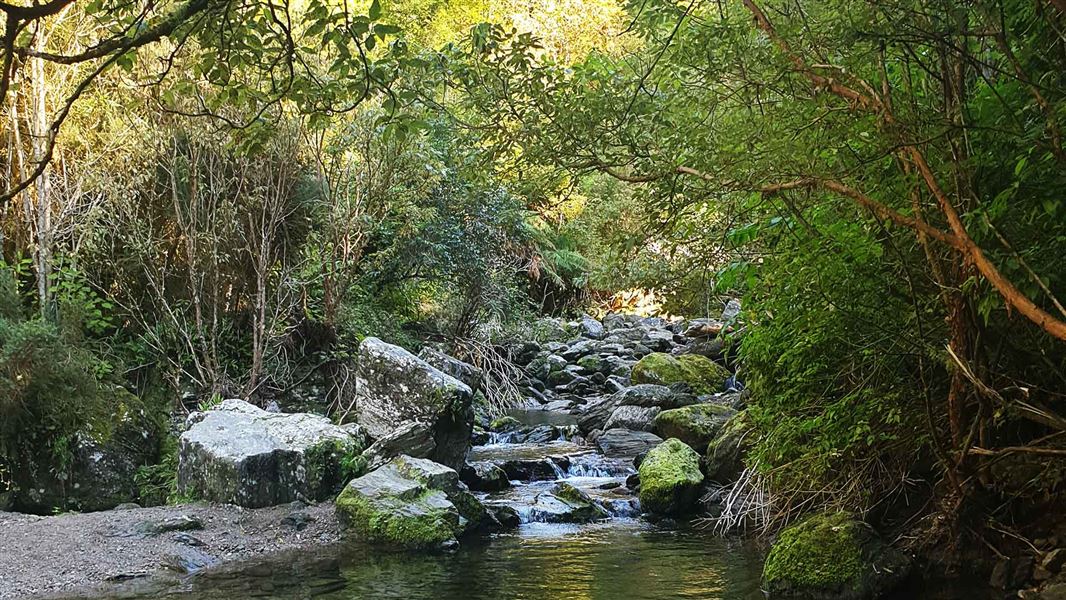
xmin=369 ymin=0 xmax=381 ymax=21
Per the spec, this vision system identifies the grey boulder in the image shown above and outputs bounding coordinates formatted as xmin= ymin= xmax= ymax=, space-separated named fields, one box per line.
xmin=177 ymin=399 xmax=365 ymax=508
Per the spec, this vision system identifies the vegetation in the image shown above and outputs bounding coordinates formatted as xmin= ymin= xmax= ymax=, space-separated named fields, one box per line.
xmin=0 ymin=0 xmax=1064 ymax=580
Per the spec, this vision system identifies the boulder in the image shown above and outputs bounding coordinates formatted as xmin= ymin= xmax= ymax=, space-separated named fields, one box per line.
xmin=177 ymin=399 xmax=366 ymax=508
xmin=615 ymin=383 xmax=696 ymax=410
xmin=631 ymin=353 xmax=731 ymax=395
xmin=459 ymin=462 xmax=511 ymax=492
xmin=577 ymin=395 xmax=621 ymax=433
xmin=354 ymin=337 xmax=473 ymax=470
xmin=530 ymin=482 xmax=609 ymax=523
xmin=335 ymin=455 xmax=502 ymax=550
xmin=637 ymin=438 xmax=703 ymax=515
xmin=721 ymin=298 xmax=742 ymax=323
xmin=418 ymin=347 xmax=484 ymax=395
xmin=12 ymin=389 xmax=161 ymax=513
xmin=653 ymin=403 xmax=736 ymax=450
xmin=762 ymin=512 xmax=910 ymax=599
xmin=604 ymin=405 xmax=661 ymax=432
xmin=596 ymin=428 xmax=664 ymax=458
xmin=575 ymin=315 xmax=606 ymax=340
xmin=704 ymin=410 xmax=753 ymax=483
xmin=360 ymin=421 xmax=435 ymax=471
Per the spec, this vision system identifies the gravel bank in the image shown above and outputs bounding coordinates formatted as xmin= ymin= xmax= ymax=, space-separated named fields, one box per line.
xmin=0 ymin=502 xmax=342 ymax=599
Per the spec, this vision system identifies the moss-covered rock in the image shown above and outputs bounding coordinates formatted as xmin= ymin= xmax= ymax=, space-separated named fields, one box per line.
xmin=489 ymin=416 xmax=521 ymax=432
xmin=530 ymin=482 xmax=609 ymax=523
xmin=762 ymin=512 xmax=910 ymax=599
xmin=704 ymin=410 xmax=753 ymax=483
xmin=653 ymin=403 xmax=735 ymax=451
xmin=637 ymin=438 xmax=704 ymax=515
xmin=631 ymin=353 xmax=731 ymax=394
xmin=336 ymin=455 xmax=499 ymax=550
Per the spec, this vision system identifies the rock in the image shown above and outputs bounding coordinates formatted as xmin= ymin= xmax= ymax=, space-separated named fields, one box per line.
xmin=510 ymin=341 xmax=541 ymax=366
xmin=418 ymin=347 xmax=485 ymax=395
xmin=460 ymin=463 xmax=511 ymax=492
xmin=177 ymin=399 xmax=366 ymax=508
xmin=335 ymin=455 xmax=499 ymax=550
xmin=489 ymin=416 xmax=522 ymax=432
xmin=1043 ymin=549 xmax=1066 ymax=575
xmin=497 ymin=456 xmax=568 ymax=481
xmin=577 ymin=395 xmax=622 ymax=433
xmin=637 ymin=438 xmax=703 ymax=515
xmin=596 ymin=428 xmax=664 ymax=458
xmin=131 ymin=515 xmax=203 ymax=537
xmin=602 ymin=313 xmax=628 ymax=330
xmin=354 ymin=337 xmax=474 ymax=469
xmin=530 ymin=483 xmax=609 ymax=523
xmin=677 ymin=338 xmax=724 ymax=360
xmin=163 ymin=546 xmax=218 ymax=574
xmin=615 ymin=384 xmax=696 ymax=410
xmin=641 ymin=329 xmax=676 ymax=352
xmin=13 ymin=389 xmax=161 ymax=513
xmin=653 ymin=403 xmax=736 ymax=451
xmin=520 ymin=425 xmax=561 ymax=444
xmin=576 ymin=315 xmax=606 ymax=340
xmin=721 ymin=298 xmax=742 ymax=323
xmin=704 ymin=410 xmax=753 ymax=483
xmin=604 ymin=405 xmax=661 ymax=432
xmin=360 ymin=421 xmax=436 ymax=470
xmin=487 ymin=504 xmax=521 ymax=529
xmin=541 ymin=399 xmax=573 ymax=412
xmin=762 ymin=512 xmax=910 ymax=600
xmin=532 ymin=317 xmax=569 ymax=342
xmin=561 ymin=340 xmax=601 ymax=362
xmin=631 ymin=353 xmax=731 ymax=395
xmin=576 ymin=354 xmax=606 ymax=374
xmin=683 ymin=318 xmax=725 ymax=338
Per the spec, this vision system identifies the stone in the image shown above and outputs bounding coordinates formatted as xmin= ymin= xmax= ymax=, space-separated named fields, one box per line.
xmin=631 ymin=353 xmax=731 ymax=395
xmin=604 ymin=405 xmax=661 ymax=432
xmin=335 ymin=455 xmax=502 ymax=550
xmin=360 ymin=421 xmax=436 ymax=470
xmin=653 ymin=403 xmax=736 ymax=451
xmin=561 ymin=340 xmax=602 ymax=361
xmin=353 ymin=337 xmax=474 ymax=469
xmin=576 ymin=315 xmax=606 ymax=340
xmin=704 ymin=410 xmax=753 ymax=483
xmin=637 ymin=438 xmax=703 ymax=515
xmin=614 ymin=384 xmax=696 ymax=410
xmin=530 ymin=482 xmax=609 ymax=523
xmin=130 ymin=515 xmax=203 ymax=537
xmin=460 ymin=463 xmax=511 ymax=492
xmin=762 ymin=512 xmax=910 ymax=600
xmin=596 ymin=428 xmax=664 ymax=458
xmin=163 ymin=546 xmax=218 ymax=574
xmin=178 ymin=399 xmax=366 ymax=508
xmin=577 ymin=395 xmax=622 ymax=433
xmin=418 ymin=347 xmax=484 ymax=395
xmin=721 ymin=298 xmax=742 ymax=323
xmin=641 ymin=329 xmax=676 ymax=352
xmin=497 ymin=456 xmax=568 ymax=481
xmin=683 ymin=318 xmax=725 ymax=338
xmin=13 ymin=389 xmax=161 ymax=513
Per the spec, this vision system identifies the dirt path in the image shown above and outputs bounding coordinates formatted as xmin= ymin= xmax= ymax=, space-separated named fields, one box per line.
xmin=0 ymin=502 xmax=343 ymax=599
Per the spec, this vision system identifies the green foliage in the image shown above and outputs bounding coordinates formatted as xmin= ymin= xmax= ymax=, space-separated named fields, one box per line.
xmin=0 ymin=282 xmax=113 ymax=494
xmin=135 ymin=435 xmax=181 ymax=506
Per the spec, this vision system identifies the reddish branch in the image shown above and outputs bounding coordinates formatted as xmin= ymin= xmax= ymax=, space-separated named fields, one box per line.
xmin=739 ymin=0 xmax=1066 ymax=342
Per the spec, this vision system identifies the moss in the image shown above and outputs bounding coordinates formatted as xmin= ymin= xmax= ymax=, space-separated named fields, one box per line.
xmin=576 ymin=354 xmax=604 ymax=372
xmin=704 ymin=410 xmax=752 ymax=482
xmin=637 ymin=438 xmax=703 ymax=515
xmin=653 ymin=403 xmax=735 ymax=450
xmin=336 ymin=485 xmax=459 ymax=549
xmin=631 ymin=353 xmax=731 ymax=394
xmin=762 ymin=512 xmax=864 ymax=595
xmin=489 ymin=416 xmax=521 ymax=432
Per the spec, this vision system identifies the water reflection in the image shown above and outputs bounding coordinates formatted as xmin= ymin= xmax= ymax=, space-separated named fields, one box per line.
xmin=83 ymin=522 xmax=764 ymax=600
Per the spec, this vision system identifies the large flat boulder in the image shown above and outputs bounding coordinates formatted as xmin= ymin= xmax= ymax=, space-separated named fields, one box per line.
xmin=177 ymin=399 xmax=365 ymax=508
xmin=354 ymin=337 xmax=474 ymax=469
xmin=335 ymin=455 xmax=504 ymax=549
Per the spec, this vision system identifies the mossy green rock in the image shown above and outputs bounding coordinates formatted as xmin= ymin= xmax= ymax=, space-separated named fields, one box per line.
xmin=704 ymin=410 xmax=753 ymax=483
xmin=637 ymin=438 xmax=704 ymax=515
xmin=489 ymin=416 xmax=521 ymax=432
xmin=763 ymin=512 xmax=911 ymax=599
xmin=336 ymin=455 xmax=490 ymax=550
xmin=631 ymin=353 xmax=730 ymax=394
xmin=653 ymin=403 xmax=735 ymax=450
